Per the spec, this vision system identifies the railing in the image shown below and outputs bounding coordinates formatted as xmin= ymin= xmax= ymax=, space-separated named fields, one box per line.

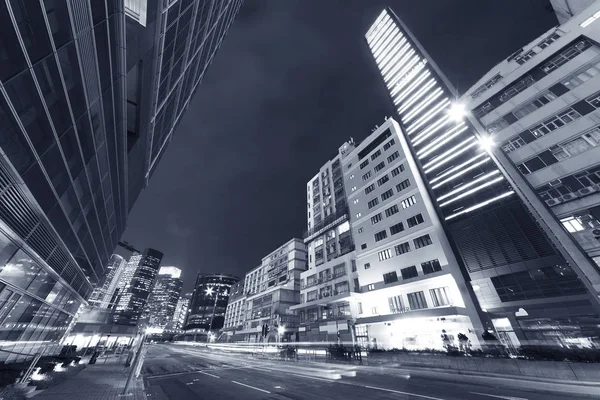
xmin=301 ymin=271 xmax=347 ymax=290
xmin=303 ymin=207 xmax=349 ymax=241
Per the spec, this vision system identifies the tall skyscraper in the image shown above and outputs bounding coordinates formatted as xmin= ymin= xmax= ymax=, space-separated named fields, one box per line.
xmin=144 ymin=266 xmax=183 ymax=330
xmin=366 ymin=8 xmax=600 ymax=347
xmin=169 ymin=292 xmax=192 ymax=331
xmin=461 ymin=2 xmax=600 ymax=269
xmin=88 ymin=254 xmax=126 ymax=307
xmin=0 ymin=1 xmax=242 ymax=362
xmin=185 ymin=273 xmax=239 ymax=331
xmin=113 ymin=248 xmax=163 ymax=326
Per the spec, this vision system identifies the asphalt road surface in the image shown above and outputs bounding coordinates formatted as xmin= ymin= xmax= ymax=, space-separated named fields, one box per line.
xmin=142 ymin=344 xmax=586 ymax=400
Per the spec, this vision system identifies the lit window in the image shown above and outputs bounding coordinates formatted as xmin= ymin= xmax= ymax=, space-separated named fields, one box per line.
xmin=356 ymin=213 xmax=362 ymax=219
xmin=561 ymin=216 xmax=584 ymax=232
xmin=351 ymin=186 xmax=357 ymax=192
xmin=353 ymin=199 xmax=359 ymax=204
xmin=338 ymin=221 xmax=350 ymax=234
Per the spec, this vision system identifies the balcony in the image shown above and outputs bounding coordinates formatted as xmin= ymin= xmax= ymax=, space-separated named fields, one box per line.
xmin=301 ymin=271 xmax=347 ymax=290
xmin=303 ymin=206 xmax=349 ymax=242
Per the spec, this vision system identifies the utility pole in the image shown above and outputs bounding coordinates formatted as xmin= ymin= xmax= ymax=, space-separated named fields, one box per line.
xmin=122 ymin=331 xmax=147 ymax=396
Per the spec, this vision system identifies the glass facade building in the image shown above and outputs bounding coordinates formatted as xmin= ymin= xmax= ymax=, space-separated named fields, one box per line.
xmin=366 ymin=8 xmax=600 ymax=346
xmin=185 ymin=273 xmax=239 ymax=331
xmin=143 ymin=266 xmax=183 ymax=329
xmin=0 ymin=0 xmax=241 ymax=362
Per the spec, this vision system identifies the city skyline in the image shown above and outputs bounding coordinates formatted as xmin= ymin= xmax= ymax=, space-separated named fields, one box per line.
xmin=121 ymin=0 xmax=560 ymax=289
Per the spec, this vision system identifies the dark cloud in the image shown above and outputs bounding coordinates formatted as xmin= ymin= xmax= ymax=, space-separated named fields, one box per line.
xmin=122 ymin=0 xmax=557 ymax=290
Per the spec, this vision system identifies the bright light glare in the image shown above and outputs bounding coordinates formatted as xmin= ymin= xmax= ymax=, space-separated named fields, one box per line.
xmin=448 ymin=102 xmax=467 ymax=121
xmin=277 ymin=325 xmax=285 ymax=335
xmin=205 ymin=287 xmax=214 ymax=296
xmin=479 ymin=135 xmax=495 ymax=152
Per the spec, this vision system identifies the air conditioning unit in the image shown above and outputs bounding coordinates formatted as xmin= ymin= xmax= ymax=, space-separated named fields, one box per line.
xmin=545 ymin=199 xmax=559 ymax=206
xmin=592 ymin=228 xmax=600 ymax=237
xmin=578 ymin=188 xmax=591 ymax=195
xmin=562 ymin=194 xmax=575 ymax=201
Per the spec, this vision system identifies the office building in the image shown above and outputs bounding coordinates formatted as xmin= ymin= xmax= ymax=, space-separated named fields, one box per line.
xmin=88 ymin=254 xmax=126 ymax=307
xmin=112 ymin=248 xmax=163 ymax=326
xmin=462 ymin=2 xmax=600 ymax=270
xmin=144 ymin=266 xmax=183 ymax=330
xmin=344 ymin=119 xmax=485 ymax=349
xmin=0 ymin=0 xmax=242 ymax=362
xmin=185 ymin=273 xmax=239 ymax=332
xmin=366 ymin=8 xmax=600 ymax=348
xmin=551 ymin=0 xmax=596 ymax=24
xmin=227 ymin=239 xmax=307 ymax=343
xmin=169 ymin=292 xmax=192 ymax=331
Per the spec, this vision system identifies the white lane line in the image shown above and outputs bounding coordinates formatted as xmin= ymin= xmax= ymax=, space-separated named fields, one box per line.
xmin=198 ymin=371 xmax=220 ymax=379
xmin=364 ymin=385 xmax=447 ymax=400
xmin=469 ymin=393 xmax=527 ymax=400
xmin=231 ymin=380 xmax=271 ymax=394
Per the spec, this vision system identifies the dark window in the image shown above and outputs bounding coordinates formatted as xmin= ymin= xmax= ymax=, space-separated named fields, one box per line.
xmin=407 ymin=213 xmax=424 ymax=228
xmin=364 ymin=184 xmax=375 ymax=195
xmin=383 ymin=271 xmax=398 ymax=284
xmin=387 ymin=151 xmax=400 ymax=163
xmin=401 ymin=266 xmax=418 ymax=280
xmin=33 ymin=54 xmax=72 ymax=138
xmin=396 ymin=179 xmax=410 ymax=192
xmin=374 ymin=230 xmax=388 ymax=242
xmin=364 ymin=263 xmax=370 ymax=270
xmin=414 ymin=234 xmax=433 ymax=249
xmin=381 ymin=189 xmax=394 ymax=201
xmin=385 ymin=205 xmax=399 ymax=217
xmin=362 ymin=171 xmax=372 ymax=181
xmin=394 ymin=242 xmax=410 ymax=255
xmin=383 ymin=139 xmax=395 ymax=150
xmin=390 ymin=222 xmax=404 ymax=235
xmin=371 ymin=213 xmax=382 ymax=224
xmin=422 ymin=259 xmax=442 ymax=274
xmin=360 ymin=243 xmax=367 ymax=250
xmin=391 ymin=164 xmax=405 ymax=177
xmin=368 ymin=198 xmax=379 ymax=209
xmin=371 ymin=150 xmax=381 ymax=161
xmin=374 ymin=162 xmax=385 ymax=172
xmin=377 ymin=175 xmax=389 ymax=186
xmin=360 ymin=160 xmax=369 ymax=169
xmin=407 ymin=291 xmax=428 ymax=310
xmin=10 ymin=0 xmax=53 ymax=64
xmin=0 ymin=2 xmax=27 ymax=81
xmin=57 ymin=42 xmax=87 ymax=120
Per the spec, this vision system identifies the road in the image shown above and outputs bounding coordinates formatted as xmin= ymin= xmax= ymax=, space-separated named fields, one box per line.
xmin=142 ymin=344 xmax=585 ymax=400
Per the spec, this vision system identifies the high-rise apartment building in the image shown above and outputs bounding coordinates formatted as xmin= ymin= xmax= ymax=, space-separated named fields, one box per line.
xmin=112 ymin=248 xmax=163 ymax=326
xmin=461 ymin=1 xmax=600 ymax=270
xmin=0 ymin=1 xmax=242 ymax=362
xmin=144 ymin=266 xmax=183 ymax=329
xmin=185 ymin=273 xmax=239 ymax=331
xmin=226 ymin=239 xmax=307 ymax=342
xmin=366 ymin=8 xmax=600 ymax=347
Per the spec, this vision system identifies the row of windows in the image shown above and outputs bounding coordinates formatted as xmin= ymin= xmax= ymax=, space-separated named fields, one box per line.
xmin=536 ymin=164 xmax=600 ymax=201
xmin=381 ymin=287 xmax=451 ymax=316
xmin=512 ymin=32 xmax=562 ymax=66
xmin=380 ymin=260 xmax=442 ymax=287
xmin=517 ymin=127 xmax=600 ymax=175
xmin=502 ymin=107 xmax=583 ymax=153
xmin=374 ymin=234 xmax=433 ymax=263
xmin=486 ymin=91 xmax=557 ymax=133
xmin=374 ymin=214 xmax=424 ymax=242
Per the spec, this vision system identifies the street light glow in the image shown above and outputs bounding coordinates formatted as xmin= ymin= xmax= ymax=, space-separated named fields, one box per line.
xmin=478 ymin=134 xmax=495 ymax=153
xmin=448 ymin=102 xmax=467 ymax=121
xmin=277 ymin=325 xmax=285 ymax=335
xmin=205 ymin=287 xmax=214 ymax=296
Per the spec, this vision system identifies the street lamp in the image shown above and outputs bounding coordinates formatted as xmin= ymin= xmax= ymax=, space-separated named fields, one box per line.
xmin=205 ymin=286 xmax=218 ymax=343
xmin=448 ymin=102 xmax=467 ymax=122
xmin=277 ymin=325 xmax=285 ymax=344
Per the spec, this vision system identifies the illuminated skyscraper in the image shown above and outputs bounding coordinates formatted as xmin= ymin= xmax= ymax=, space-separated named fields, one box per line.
xmin=169 ymin=292 xmax=192 ymax=330
xmin=144 ymin=266 xmax=183 ymax=329
xmin=112 ymin=248 xmax=163 ymax=326
xmin=366 ymin=8 xmax=600 ymax=347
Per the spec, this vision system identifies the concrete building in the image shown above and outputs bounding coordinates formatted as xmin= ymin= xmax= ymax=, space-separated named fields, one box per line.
xmin=290 ymin=139 xmax=361 ymax=343
xmin=0 ymin=0 xmax=242 ymax=362
xmin=222 ymin=280 xmax=246 ymax=340
xmin=343 ymin=119 xmax=486 ymax=350
xmin=462 ymin=1 xmax=600 ymax=270
xmin=185 ymin=273 xmax=239 ymax=333
xmin=231 ymin=239 xmax=307 ymax=343
xmin=551 ymin=0 xmax=596 ymax=24
xmin=143 ymin=266 xmax=183 ymax=330
xmin=365 ymin=8 xmax=600 ymax=348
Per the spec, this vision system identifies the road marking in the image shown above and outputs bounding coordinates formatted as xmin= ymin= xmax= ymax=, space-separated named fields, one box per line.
xmin=364 ymin=385 xmax=447 ymax=400
xmin=198 ymin=371 xmax=220 ymax=379
xmin=470 ymin=393 xmax=527 ymax=400
xmin=231 ymin=380 xmax=271 ymax=394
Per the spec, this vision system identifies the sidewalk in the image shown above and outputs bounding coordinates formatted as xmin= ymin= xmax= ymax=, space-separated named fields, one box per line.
xmin=32 ymin=363 xmax=146 ymax=400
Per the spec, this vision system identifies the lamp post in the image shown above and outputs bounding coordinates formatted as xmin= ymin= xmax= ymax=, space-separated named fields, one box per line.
xmin=205 ymin=286 xmax=218 ymax=343
xmin=277 ymin=325 xmax=285 ymax=344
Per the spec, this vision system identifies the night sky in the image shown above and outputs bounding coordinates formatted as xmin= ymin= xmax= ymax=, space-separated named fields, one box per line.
xmin=121 ymin=0 xmax=558 ymax=291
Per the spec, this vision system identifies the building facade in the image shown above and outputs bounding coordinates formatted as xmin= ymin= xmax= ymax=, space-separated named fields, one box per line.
xmin=88 ymin=254 xmax=126 ymax=308
xmin=143 ymin=266 xmax=183 ymax=330
xmin=462 ymin=2 xmax=600 ymax=271
xmin=185 ymin=273 xmax=239 ymax=332
xmin=0 ymin=0 xmax=242 ymax=362
xmin=222 ymin=280 xmax=246 ymax=340
xmin=365 ymin=8 xmax=600 ymax=348
xmin=228 ymin=239 xmax=307 ymax=343
xmin=344 ymin=119 xmax=485 ymax=350
xmin=112 ymin=248 xmax=163 ymax=326
xmin=169 ymin=292 xmax=192 ymax=331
